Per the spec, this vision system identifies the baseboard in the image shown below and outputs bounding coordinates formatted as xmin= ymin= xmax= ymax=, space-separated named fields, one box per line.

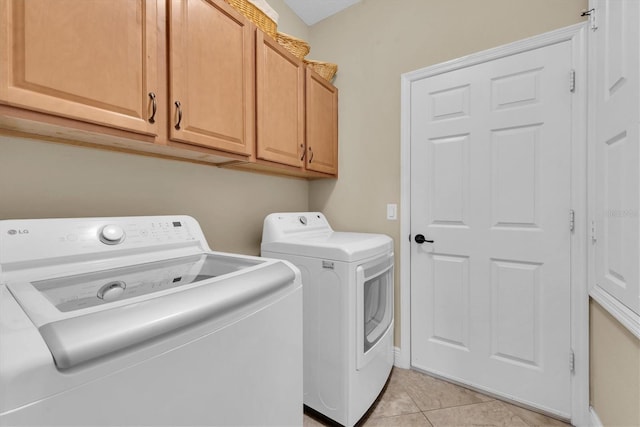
xmin=589 ymin=406 xmax=603 ymax=427
xmin=393 ymin=346 xmax=410 ymax=369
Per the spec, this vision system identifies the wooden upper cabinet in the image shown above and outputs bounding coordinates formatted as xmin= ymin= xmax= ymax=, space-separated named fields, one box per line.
xmin=168 ymin=0 xmax=254 ymax=156
xmin=305 ymin=68 xmax=338 ymax=175
xmin=0 ymin=0 xmax=158 ymax=135
xmin=256 ymin=31 xmax=305 ymax=168
xmin=0 ymin=0 xmax=337 ymax=177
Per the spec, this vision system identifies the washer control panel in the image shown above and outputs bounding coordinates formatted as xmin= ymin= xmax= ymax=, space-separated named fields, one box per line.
xmin=0 ymin=216 xmax=205 ymax=265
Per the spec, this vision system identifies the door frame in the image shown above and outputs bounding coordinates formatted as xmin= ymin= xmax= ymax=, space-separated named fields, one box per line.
xmin=398 ymin=23 xmax=588 ymax=425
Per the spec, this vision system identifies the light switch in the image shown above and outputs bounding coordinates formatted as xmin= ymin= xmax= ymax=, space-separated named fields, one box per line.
xmin=386 ymin=204 xmax=397 ymax=220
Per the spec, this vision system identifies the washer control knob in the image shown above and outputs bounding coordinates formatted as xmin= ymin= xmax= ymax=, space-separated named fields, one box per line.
xmin=99 ymin=225 xmax=125 ymax=245
xmin=97 ymin=281 xmax=126 ymax=300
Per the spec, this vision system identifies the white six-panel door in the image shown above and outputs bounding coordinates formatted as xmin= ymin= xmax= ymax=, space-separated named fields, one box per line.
xmin=410 ymin=41 xmax=573 ymax=416
xmin=590 ymin=0 xmax=640 ymax=321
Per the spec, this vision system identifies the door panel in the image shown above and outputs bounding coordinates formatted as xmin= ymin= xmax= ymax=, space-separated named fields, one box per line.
xmin=410 ymin=41 xmax=572 ymax=416
xmin=431 ymin=254 xmax=470 ymax=349
xmin=305 ymin=69 xmax=338 ymax=175
xmin=0 ymin=0 xmax=158 ymax=134
xmin=490 ymin=259 xmax=540 ymax=366
xmin=428 ymin=135 xmax=470 ymax=226
xmin=256 ymin=32 xmax=304 ymax=167
xmin=592 ymin=0 xmax=640 ymax=314
xmin=491 ymin=125 xmax=540 ymax=227
xmin=169 ymin=0 xmax=254 ymax=155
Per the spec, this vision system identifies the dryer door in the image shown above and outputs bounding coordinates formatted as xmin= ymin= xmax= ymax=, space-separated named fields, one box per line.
xmin=356 ymin=252 xmax=394 ymax=370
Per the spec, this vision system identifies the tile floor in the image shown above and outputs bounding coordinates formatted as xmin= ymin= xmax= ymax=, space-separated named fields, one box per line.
xmin=303 ymin=368 xmax=572 ymax=427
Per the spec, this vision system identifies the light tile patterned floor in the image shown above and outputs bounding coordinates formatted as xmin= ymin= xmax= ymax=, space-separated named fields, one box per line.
xmin=303 ymin=368 xmax=572 ymax=427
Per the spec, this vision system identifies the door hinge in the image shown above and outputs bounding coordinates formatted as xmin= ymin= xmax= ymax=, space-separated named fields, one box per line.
xmin=581 ymin=8 xmax=597 ymax=31
xmin=569 ymin=350 xmax=575 ymax=373
xmin=591 ymin=220 xmax=597 ymax=243
xmin=569 ymin=70 xmax=576 ymax=93
xmin=569 ymin=209 xmax=575 ymax=232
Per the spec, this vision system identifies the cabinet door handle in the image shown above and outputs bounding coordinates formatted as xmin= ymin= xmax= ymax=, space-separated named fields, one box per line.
xmin=300 ymin=144 xmax=305 ymax=161
xmin=308 ymin=147 xmax=314 ymax=163
xmin=148 ymin=92 xmax=157 ymax=124
xmin=174 ymin=101 xmax=183 ymax=130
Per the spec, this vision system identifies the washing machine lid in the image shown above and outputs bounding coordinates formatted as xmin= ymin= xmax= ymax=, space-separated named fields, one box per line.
xmin=261 ymin=231 xmax=392 ymax=262
xmin=6 ymin=254 xmax=296 ymax=370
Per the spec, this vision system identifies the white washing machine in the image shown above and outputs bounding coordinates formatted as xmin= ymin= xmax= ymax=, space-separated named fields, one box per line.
xmin=261 ymin=212 xmax=394 ymax=427
xmin=0 ymin=215 xmax=302 ymax=426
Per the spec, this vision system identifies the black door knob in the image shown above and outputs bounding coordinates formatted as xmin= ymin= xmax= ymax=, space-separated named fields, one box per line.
xmin=415 ymin=234 xmax=434 ymax=244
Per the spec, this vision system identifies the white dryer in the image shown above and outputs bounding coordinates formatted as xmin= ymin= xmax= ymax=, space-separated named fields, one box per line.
xmin=0 ymin=216 xmax=302 ymax=426
xmin=262 ymin=212 xmax=394 ymax=427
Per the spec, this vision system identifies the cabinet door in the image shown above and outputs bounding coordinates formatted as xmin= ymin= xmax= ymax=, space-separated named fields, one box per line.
xmin=590 ymin=0 xmax=640 ymax=315
xmin=0 ymin=0 xmax=158 ymax=135
xmin=169 ymin=0 xmax=254 ymax=156
xmin=305 ymin=69 xmax=338 ymax=175
xmin=256 ymin=31 xmax=304 ymax=167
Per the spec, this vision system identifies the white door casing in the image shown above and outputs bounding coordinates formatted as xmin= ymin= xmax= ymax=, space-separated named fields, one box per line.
xmin=408 ymin=39 xmax=576 ymax=417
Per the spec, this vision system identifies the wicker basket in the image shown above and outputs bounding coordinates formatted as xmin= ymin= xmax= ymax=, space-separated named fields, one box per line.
xmin=223 ymin=0 xmax=277 ymax=38
xmin=276 ymin=32 xmax=310 ymax=59
xmin=304 ymin=60 xmax=338 ymax=82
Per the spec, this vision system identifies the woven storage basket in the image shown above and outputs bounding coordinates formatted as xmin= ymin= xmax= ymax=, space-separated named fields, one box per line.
xmin=304 ymin=60 xmax=338 ymax=82
xmin=276 ymin=32 xmax=310 ymax=59
xmin=224 ymin=0 xmax=277 ymax=38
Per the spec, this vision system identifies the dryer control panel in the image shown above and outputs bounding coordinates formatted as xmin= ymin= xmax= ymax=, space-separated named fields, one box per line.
xmin=262 ymin=212 xmax=333 ymax=243
xmin=0 ymin=216 xmax=206 ymax=267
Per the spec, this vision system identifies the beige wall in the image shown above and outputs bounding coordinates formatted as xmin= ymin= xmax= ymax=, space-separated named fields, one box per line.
xmin=268 ymin=0 xmax=309 ymax=40
xmin=0 ymin=134 xmax=308 ymax=256
xmin=590 ymin=300 xmax=640 ymax=427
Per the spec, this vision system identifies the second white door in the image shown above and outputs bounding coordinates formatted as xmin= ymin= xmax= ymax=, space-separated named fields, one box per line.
xmin=410 ymin=40 xmax=573 ymax=416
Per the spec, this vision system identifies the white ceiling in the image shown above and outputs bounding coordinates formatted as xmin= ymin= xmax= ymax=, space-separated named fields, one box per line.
xmin=283 ymin=0 xmax=361 ymax=26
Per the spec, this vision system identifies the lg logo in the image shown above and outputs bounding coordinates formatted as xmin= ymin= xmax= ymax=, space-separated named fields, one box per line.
xmin=7 ymin=229 xmax=29 ymax=235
